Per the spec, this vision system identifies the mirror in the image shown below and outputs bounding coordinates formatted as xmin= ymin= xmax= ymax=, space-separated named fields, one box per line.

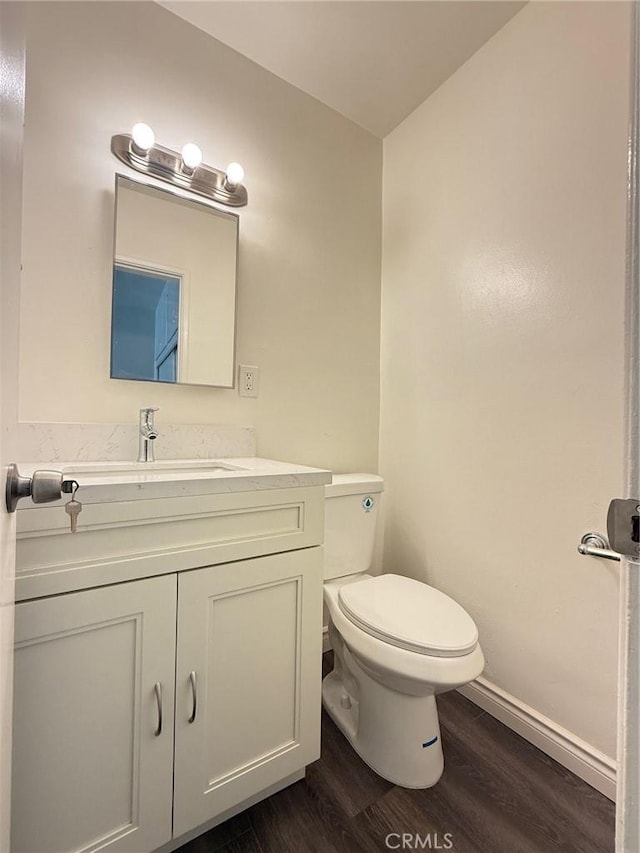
xmin=111 ymin=175 xmax=238 ymax=387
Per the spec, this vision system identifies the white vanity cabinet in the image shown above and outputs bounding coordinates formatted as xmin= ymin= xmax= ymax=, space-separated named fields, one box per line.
xmin=173 ymin=550 xmax=321 ymax=838
xmin=12 ymin=575 xmax=177 ymax=853
xmin=11 ymin=477 xmax=326 ymax=853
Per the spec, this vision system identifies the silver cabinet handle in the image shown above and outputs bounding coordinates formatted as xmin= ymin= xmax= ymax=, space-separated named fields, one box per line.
xmin=188 ymin=671 xmax=197 ymax=723
xmin=154 ymin=682 xmax=163 ymax=736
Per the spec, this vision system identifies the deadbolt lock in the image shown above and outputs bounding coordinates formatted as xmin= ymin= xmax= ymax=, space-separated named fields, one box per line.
xmin=607 ymin=499 xmax=640 ymax=559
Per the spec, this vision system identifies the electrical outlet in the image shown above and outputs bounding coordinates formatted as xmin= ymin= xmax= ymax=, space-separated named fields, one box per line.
xmin=238 ymin=364 xmax=259 ymax=397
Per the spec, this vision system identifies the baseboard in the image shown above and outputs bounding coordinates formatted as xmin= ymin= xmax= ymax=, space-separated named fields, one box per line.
xmin=458 ymin=677 xmax=616 ymax=801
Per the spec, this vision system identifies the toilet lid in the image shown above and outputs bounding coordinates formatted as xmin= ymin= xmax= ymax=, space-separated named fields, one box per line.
xmin=338 ymin=574 xmax=479 ymax=658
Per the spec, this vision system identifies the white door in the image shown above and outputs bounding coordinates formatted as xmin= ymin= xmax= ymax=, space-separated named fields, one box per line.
xmin=172 ymin=550 xmax=323 ymax=839
xmin=0 ymin=5 xmax=25 ymax=852
xmin=11 ymin=575 xmax=176 ymax=853
xmin=617 ymin=6 xmax=640 ymax=850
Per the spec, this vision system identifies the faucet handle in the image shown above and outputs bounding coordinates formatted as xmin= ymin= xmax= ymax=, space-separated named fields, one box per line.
xmin=139 ymin=407 xmax=159 ymax=436
xmin=140 ymin=406 xmax=159 ymax=424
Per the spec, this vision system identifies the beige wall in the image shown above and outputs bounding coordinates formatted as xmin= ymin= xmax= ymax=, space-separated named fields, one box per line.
xmin=19 ymin=1 xmax=381 ymax=472
xmin=381 ymin=1 xmax=630 ymax=758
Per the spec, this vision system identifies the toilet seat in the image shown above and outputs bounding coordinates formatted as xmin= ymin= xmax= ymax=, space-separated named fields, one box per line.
xmin=338 ymin=574 xmax=478 ymax=658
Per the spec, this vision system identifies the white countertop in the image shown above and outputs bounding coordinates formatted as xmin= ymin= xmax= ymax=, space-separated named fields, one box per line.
xmin=17 ymin=457 xmax=333 ymax=506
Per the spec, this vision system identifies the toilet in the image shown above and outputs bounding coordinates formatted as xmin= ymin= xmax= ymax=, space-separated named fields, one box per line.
xmin=322 ymin=473 xmax=484 ymax=788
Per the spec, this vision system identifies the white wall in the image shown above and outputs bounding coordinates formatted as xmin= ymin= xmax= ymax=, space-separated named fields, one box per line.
xmin=19 ymin=1 xmax=381 ymax=472
xmin=381 ymin=1 xmax=630 ymax=759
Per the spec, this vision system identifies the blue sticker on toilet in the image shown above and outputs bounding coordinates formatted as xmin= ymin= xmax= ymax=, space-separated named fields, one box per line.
xmin=362 ymin=496 xmax=375 ymax=512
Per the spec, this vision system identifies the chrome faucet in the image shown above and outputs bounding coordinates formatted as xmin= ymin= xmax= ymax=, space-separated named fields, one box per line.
xmin=138 ymin=407 xmax=159 ymax=462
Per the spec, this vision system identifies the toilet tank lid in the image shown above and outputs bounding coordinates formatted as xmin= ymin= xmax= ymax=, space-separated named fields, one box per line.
xmin=326 ymin=473 xmax=384 ymax=498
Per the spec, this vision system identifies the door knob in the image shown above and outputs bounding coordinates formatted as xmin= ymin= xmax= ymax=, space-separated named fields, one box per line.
xmin=5 ymin=463 xmax=76 ymax=513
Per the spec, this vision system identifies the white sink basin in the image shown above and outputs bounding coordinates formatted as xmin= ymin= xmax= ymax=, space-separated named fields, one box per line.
xmin=62 ymin=459 xmax=246 ymax=477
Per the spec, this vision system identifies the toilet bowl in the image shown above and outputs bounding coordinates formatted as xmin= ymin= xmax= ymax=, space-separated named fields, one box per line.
xmin=322 ymin=475 xmax=484 ymax=788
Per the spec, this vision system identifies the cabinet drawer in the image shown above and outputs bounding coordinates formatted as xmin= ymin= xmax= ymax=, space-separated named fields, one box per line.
xmin=16 ymin=486 xmax=324 ymax=601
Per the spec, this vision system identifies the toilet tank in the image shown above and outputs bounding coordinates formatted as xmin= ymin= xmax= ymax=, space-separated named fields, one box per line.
xmin=324 ymin=474 xmax=384 ymax=580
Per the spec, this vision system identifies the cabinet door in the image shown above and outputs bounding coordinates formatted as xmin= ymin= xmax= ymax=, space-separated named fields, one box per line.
xmin=173 ymin=549 xmax=323 ymax=837
xmin=11 ymin=575 xmax=177 ymax=853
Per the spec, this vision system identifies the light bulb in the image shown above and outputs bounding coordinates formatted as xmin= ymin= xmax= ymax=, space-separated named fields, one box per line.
xmin=225 ymin=162 xmax=244 ymax=187
xmin=131 ymin=123 xmax=155 ymax=154
xmin=181 ymin=143 xmax=203 ymax=172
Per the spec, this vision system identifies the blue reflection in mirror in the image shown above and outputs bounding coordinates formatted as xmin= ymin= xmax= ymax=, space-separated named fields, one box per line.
xmin=111 ymin=265 xmax=180 ymax=383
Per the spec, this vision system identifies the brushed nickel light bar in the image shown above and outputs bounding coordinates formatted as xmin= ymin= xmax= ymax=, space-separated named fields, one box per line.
xmin=111 ymin=123 xmax=247 ymax=208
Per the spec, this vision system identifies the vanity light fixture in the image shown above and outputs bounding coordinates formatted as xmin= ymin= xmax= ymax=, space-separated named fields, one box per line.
xmin=111 ymin=124 xmax=247 ymax=207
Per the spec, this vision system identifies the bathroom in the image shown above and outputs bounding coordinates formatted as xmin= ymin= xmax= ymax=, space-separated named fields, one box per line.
xmin=0 ymin=1 xmax=636 ymax=851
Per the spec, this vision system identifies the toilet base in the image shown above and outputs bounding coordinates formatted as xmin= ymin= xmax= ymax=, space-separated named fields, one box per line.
xmin=322 ymin=641 xmax=444 ymax=789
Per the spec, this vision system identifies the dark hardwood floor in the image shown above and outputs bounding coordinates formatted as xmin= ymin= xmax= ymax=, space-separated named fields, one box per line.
xmin=176 ymin=653 xmax=615 ymax=853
